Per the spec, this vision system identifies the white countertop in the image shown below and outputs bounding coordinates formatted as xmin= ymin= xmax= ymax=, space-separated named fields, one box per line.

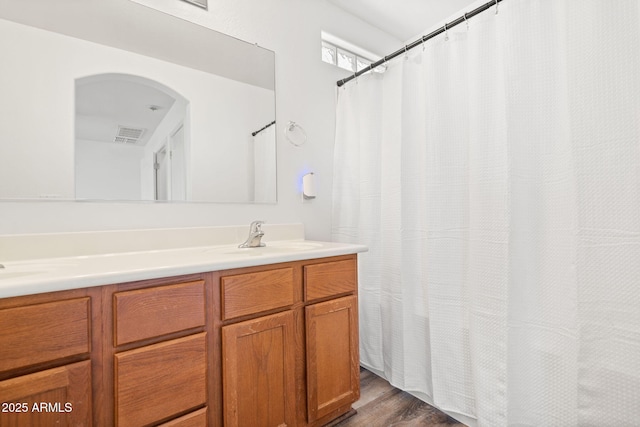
xmin=0 ymin=239 xmax=367 ymax=299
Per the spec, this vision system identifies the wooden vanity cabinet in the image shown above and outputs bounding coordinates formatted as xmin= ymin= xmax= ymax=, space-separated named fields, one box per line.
xmin=220 ymin=266 xmax=298 ymax=426
xmin=109 ymin=277 xmax=210 ymax=427
xmin=0 ymin=253 xmax=359 ymax=427
xmin=219 ymin=255 xmax=359 ymax=427
xmin=0 ymin=288 xmax=98 ymax=427
xmin=304 ymin=259 xmax=360 ymax=426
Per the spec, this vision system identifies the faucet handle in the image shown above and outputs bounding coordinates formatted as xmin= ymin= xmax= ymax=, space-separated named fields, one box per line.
xmin=249 ymin=220 xmax=265 ymax=233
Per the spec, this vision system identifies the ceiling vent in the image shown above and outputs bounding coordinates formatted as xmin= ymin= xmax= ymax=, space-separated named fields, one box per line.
xmin=114 ymin=126 xmax=145 ymax=144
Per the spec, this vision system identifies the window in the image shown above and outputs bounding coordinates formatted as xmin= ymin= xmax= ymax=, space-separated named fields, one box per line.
xmin=320 ymin=32 xmax=383 ymax=75
xmin=336 ymin=48 xmax=356 ymax=72
xmin=322 ymin=41 xmax=337 ymax=66
xmin=356 ymin=57 xmax=371 ymax=72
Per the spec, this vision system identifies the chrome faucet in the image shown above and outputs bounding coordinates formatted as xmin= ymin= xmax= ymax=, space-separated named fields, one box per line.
xmin=239 ymin=220 xmax=266 ymax=248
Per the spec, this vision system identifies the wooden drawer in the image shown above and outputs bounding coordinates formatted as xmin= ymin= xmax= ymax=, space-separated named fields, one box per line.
xmin=0 ymin=360 xmax=92 ymax=426
xmin=158 ymin=407 xmax=207 ymax=427
xmin=114 ymin=280 xmax=205 ymax=346
xmin=0 ymin=298 xmax=90 ymax=372
xmin=115 ymin=333 xmax=207 ymax=427
xmin=304 ymin=259 xmax=357 ymax=302
xmin=221 ymin=267 xmax=294 ymax=320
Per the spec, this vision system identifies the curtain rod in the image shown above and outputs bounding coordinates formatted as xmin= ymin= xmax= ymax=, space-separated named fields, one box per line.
xmin=252 ymin=120 xmax=276 ymax=137
xmin=336 ymin=0 xmax=504 ymax=87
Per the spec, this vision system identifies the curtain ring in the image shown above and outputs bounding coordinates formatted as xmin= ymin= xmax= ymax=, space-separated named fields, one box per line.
xmin=495 ymin=0 xmax=499 ymax=14
xmin=404 ymin=45 xmax=409 ymax=59
xmin=464 ymin=13 xmax=469 ymax=30
xmin=444 ymin=22 xmax=449 ymax=41
xmin=422 ymin=35 xmax=427 ymax=51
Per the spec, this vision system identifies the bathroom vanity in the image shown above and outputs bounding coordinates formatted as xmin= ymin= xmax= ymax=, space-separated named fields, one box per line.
xmin=0 ymin=225 xmax=366 ymax=426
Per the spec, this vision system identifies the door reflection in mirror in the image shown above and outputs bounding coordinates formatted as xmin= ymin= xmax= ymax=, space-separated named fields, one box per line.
xmin=170 ymin=125 xmax=187 ymax=201
xmin=154 ymin=146 xmax=168 ymax=201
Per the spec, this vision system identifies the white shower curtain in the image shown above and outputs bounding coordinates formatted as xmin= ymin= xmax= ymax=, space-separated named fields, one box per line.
xmin=332 ymin=0 xmax=640 ymax=425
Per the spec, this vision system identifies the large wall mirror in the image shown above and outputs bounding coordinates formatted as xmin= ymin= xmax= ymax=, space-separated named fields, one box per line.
xmin=0 ymin=0 xmax=276 ymax=203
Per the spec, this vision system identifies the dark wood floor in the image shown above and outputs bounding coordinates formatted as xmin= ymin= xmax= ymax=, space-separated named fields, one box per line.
xmin=332 ymin=368 xmax=467 ymax=427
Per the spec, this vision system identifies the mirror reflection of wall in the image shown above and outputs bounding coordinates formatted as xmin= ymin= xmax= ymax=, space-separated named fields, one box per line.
xmin=75 ymin=74 xmax=188 ymax=201
xmin=251 ymin=122 xmax=277 ymax=203
xmin=0 ymin=0 xmax=276 ymax=204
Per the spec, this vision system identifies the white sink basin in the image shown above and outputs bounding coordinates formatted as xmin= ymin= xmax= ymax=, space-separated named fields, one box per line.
xmin=213 ymin=247 xmax=273 ymax=256
xmin=205 ymin=247 xmax=292 ymax=256
xmin=269 ymin=242 xmax=324 ymax=251
xmin=0 ymin=261 xmax=78 ymax=280
xmin=0 ymin=270 xmax=46 ymax=280
xmin=205 ymin=241 xmax=325 ymax=256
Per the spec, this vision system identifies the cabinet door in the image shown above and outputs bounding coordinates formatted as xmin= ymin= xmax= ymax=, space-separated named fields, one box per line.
xmin=305 ymin=295 xmax=359 ymax=422
xmin=0 ymin=360 xmax=91 ymax=427
xmin=222 ymin=311 xmax=296 ymax=427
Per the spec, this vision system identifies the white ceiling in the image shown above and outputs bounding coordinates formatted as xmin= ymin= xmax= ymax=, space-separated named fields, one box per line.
xmin=328 ymin=0 xmax=481 ymax=41
xmin=75 ymin=77 xmax=176 ymax=146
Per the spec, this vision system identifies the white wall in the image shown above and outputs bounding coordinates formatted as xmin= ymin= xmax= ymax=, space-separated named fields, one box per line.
xmin=0 ymin=0 xmax=400 ymax=239
xmin=75 ymin=139 xmax=145 ymax=200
